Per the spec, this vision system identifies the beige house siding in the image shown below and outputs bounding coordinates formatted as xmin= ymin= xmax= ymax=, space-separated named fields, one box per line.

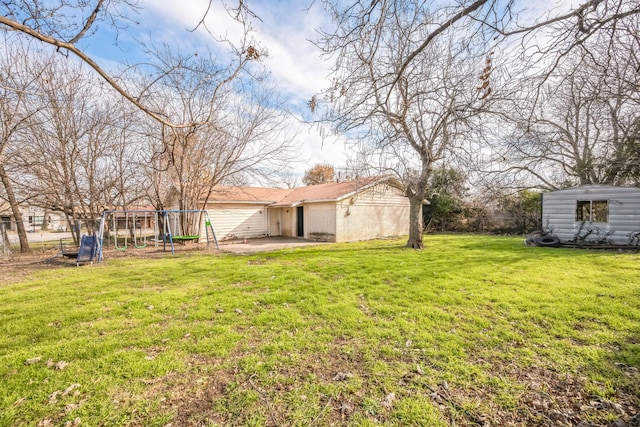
xmin=0 ymin=204 xmax=66 ymax=232
xmin=206 ymin=203 xmax=268 ymax=240
xmin=335 ymin=185 xmax=409 ymax=242
xmin=175 ymin=178 xmax=409 ymax=243
xmin=281 ymin=208 xmax=293 ymax=237
xmin=267 ymin=207 xmax=294 ymax=237
xmin=304 ymin=202 xmax=338 ymax=241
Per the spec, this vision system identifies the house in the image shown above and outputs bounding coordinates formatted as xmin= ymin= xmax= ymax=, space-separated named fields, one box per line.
xmin=168 ymin=177 xmax=410 ymax=243
xmin=542 ymin=185 xmax=640 ymax=245
xmin=0 ymin=202 xmax=66 ymax=232
xmin=202 ymin=186 xmax=292 ymax=241
xmin=268 ymin=177 xmax=409 ymax=242
xmin=106 ymin=208 xmax=156 ymax=230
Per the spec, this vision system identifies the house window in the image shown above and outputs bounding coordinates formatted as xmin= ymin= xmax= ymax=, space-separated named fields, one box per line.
xmin=576 ymin=200 xmax=608 ymax=222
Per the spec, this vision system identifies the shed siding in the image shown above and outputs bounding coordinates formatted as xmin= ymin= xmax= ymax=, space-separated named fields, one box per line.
xmin=542 ymin=185 xmax=640 ymax=244
xmin=335 ymin=184 xmax=409 ymax=242
xmin=206 ymin=203 xmax=268 ymax=240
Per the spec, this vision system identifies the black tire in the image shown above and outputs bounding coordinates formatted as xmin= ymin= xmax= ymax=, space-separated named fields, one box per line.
xmin=535 ymin=235 xmax=561 ymax=247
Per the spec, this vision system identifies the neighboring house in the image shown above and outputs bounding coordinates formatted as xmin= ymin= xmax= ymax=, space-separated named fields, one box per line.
xmin=167 ymin=177 xmax=410 ymax=242
xmin=0 ymin=202 xmax=11 ymax=230
xmin=105 ymin=207 xmax=157 ymax=230
xmin=0 ymin=203 xmax=66 ymax=232
xmin=542 ymin=185 xmax=640 ymax=245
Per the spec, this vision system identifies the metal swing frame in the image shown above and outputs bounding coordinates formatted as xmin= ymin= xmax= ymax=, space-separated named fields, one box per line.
xmin=96 ymin=209 xmax=219 ymax=263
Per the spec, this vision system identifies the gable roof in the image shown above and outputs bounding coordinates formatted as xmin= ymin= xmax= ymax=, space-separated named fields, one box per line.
xmin=270 ymin=176 xmax=394 ymax=207
xmin=207 ymin=176 xmax=402 ymax=207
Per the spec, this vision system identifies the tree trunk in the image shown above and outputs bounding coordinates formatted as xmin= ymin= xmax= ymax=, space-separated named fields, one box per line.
xmin=406 ymin=194 xmax=424 ymax=249
xmin=41 ymin=209 xmax=49 ymax=231
xmin=65 ymin=212 xmax=80 ymax=246
xmin=0 ymin=163 xmax=29 ymax=253
xmin=1 ymin=222 xmax=11 ymax=256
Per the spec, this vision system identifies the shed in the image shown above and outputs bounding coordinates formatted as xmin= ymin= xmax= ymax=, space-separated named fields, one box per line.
xmin=542 ymin=185 xmax=640 ymax=245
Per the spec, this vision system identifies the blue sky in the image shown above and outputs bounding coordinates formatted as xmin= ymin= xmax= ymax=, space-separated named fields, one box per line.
xmin=80 ymin=0 xmax=349 ymax=182
xmin=76 ymin=0 xmax=577 ymax=184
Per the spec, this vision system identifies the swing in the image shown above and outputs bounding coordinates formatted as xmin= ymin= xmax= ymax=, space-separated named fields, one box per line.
xmin=60 ymin=239 xmax=80 ymax=258
xmin=96 ymin=209 xmax=219 ymax=262
xmin=131 ymin=212 xmax=148 ymax=249
xmin=167 ymin=211 xmax=201 ymax=242
xmin=114 ymin=212 xmax=128 ymax=250
xmin=57 ymin=235 xmax=98 ymax=266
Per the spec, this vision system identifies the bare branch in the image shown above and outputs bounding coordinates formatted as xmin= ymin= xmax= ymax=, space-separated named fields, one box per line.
xmin=391 ymin=0 xmax=489 ymax=95
xmin=67 ymin=0 xmax=105 ymax=44
xmin=0 ymin=15 xmax=198 ymax=128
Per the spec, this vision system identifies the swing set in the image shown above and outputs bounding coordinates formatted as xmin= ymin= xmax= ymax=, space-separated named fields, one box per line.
xmin=96 ymin=209 xmax=219 ymax=262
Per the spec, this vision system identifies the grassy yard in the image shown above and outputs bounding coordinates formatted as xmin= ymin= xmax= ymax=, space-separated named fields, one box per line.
xmin=1 ymin=235 xmax=638 ymax=426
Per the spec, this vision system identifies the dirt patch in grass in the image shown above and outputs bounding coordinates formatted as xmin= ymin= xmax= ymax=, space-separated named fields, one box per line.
xmin=0 ymin=244 xmax=216 ymax=285
xmin=117 ymin=339 xmax=378 ymax=426
xmin=114 ymin=356 xmax=233 ymax=426
xmin=0 ymin=249 xmax=64 ymax=284
xmin=430 ymin=360 xmax=640 ymax=427
xmin=121 ymin=351 xmax=640 ymax=426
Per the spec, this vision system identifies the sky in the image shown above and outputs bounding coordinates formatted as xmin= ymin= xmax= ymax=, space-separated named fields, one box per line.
xmin=81 ymin=0 xmax=350 ymax=185
xmin=78 ymin=0 xmax=580 ymax=186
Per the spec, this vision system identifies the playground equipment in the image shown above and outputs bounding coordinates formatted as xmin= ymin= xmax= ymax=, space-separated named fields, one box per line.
xmin=96 ymin=209 xmax=219 ymax=262
xmin=105 ymin=210 xmax=151 ymax=250
xmin=76 ymin=235 xmax=99 ymax=266
xmin=50 ymin=234 xmax=99 ymax=266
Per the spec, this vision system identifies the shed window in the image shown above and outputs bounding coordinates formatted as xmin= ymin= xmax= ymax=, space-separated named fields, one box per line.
xmin=576 ymin=200 xmax=608 ymax=222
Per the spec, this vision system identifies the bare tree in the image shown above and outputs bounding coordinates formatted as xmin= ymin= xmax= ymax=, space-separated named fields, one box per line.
xmin=317 ymin=2 xmax=499 ymax=248
xmin=493 ymin=23 xmax=640 ymax=189
xmin=137 ymin=48 xmax=298 ymax=233
xmin=319 ymin=0 xmax=640 ymax=101
xmin=316 ymin=0 xmax=640 ymax=247
xmin=0 ymin=37 xmax=50 ymax=252
xmin=0 ymin=1 xmax=259 ymax=128
xmin=6 ymin=55 xmax=139 ymax=244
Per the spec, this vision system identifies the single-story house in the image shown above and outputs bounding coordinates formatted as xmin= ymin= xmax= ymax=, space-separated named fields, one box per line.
xmin=542 ymin=184 xmax=640 ymax=245
xmin=105 ymin=208 xmax=156 ymax=230
xmin=167 ymin=177 xmax=410 ymax=242
xmin=0 ymin=203 xmax=66 ymax=232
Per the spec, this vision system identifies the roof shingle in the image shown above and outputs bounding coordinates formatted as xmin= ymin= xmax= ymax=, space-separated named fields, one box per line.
xmin=208 ymin=176 xmax=395 ymax=206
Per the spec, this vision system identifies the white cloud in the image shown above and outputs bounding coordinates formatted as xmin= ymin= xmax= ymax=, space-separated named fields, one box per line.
xmin=83 ymin=1 xmax=348 ymax=184
xmin=250 ymin=1 xmax=333 ymax=101
xmin=140 ymin=1 xmax=332 ymax=102
xmin=297 ymin=123 xmax=350 ymax=171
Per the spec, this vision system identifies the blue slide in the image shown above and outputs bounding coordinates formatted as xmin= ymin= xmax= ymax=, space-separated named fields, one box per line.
xmin=76 ymin=235 xmax=98 ymax=266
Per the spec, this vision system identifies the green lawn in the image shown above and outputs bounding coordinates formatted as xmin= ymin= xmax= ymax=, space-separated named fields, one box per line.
xmin=1 ymin=235 xmax=638 ymax=426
